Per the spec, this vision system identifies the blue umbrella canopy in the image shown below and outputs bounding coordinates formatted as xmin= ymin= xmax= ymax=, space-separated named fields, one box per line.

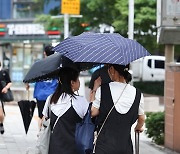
xmin=53 ymin=32 xmax=150 ymax=66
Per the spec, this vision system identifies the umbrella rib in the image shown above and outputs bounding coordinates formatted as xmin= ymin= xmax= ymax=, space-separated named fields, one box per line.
xmin=123 ymin=38 xmax=129 ymax=65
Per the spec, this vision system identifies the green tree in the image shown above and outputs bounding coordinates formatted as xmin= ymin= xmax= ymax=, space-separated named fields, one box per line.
xmin=34 ymin=14 xmax=63 ymax=32
xmin=70 ymin=0 xmax=162 ymax=54
xmin=34 ymin=0 xmax=168 ymax=55
xmin=146 ymin=112 xmax=165 ymax=145
xmin=32 ymin=0 xmax=63 ymax=37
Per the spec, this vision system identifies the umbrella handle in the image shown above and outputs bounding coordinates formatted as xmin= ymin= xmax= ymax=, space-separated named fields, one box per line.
xmin=27 ymin=89 xmax=30 ymax=100
xmin=135 ymin=131 xmax=139 ymax=154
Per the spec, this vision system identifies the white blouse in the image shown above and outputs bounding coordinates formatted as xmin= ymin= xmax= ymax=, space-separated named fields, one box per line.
xmin=43 ymin=93 xmax=89 ymax=119
xmin=92 ymin=82 xmax=144 ymax=115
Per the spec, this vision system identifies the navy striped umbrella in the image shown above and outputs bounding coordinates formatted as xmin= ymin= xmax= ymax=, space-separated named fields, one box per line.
xmin=53 ymin=32 xmax=150 ymax=66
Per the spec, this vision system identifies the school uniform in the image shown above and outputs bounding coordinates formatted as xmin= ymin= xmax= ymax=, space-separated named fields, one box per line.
xmin=43 ymin=94 xmax=89 ymax=154
xmin=93 ymin=82 xmax=144 ymax=154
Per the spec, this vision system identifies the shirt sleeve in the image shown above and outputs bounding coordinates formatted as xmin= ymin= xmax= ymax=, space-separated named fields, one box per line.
xmin=42 ymin=95 xmax=52 ymax=117
xmin=138 ymin=93 xmax=144 ymax=115
xmin=81 ymin=97 xmax=90 ymax=117
xmin=92 ymin=87 xmax=101 ymax=109
xmin=72 ymin=96 xmax=89 ymax=119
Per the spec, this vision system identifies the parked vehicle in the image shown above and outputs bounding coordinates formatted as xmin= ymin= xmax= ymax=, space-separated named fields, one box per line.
xmin=131 ymin=56 xmax=165 ymax=81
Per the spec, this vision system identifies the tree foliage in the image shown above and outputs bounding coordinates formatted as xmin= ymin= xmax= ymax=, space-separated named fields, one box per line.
xmin=34 ymin=0 xmax=166 ymax=54
xmin=34 ymin=14 xmax=63 ymax=32
xmin=146 ymin=112 xmax=165 ymax=145
xmin=86 ymin=0 xmax=161 ymax=54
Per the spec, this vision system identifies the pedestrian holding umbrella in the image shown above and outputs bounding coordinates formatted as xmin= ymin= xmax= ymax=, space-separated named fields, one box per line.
xmin=24 ymin=32 xmax=150 ymax=83
xmin=23 ymin=53 xmax=80 ymax=83
xmin=52 ymin=32 xmax=149 ymax=153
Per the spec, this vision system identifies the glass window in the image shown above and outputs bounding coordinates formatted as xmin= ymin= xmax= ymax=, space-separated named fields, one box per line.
xmin=13 ymin=3 xmax=32 ymax=18
xmin=13 ymin=1 xmax=43 ymax=19
xmin=11 ymin=43 xmax=43 ymax=85
xmin=1 ymin=45 xmax=11 ymax=71
xmin=155 ymin=60 xmax=164 ymax=69
xmin=12 ymin=44 xmax=24 ymax=84
xmin=147 ymin=59 xmax=152 ymax=68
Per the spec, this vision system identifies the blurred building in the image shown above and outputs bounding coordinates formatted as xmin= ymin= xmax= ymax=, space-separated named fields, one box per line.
xmin=0 ymin=0 xmax=60 ymax=85
xmin=0 ymin=0 xmax=61 ymax=100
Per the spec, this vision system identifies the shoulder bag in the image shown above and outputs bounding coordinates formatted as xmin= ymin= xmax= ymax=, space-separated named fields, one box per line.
xmin=34 ymin=96 xmax=72 ymax=154
xmin=75 ymin=103 xmax=95 ymax=154
xmin=0 ymin=81 xmax=14 ymax=102
xmin=34 ymin=101 xmax=51 ymax=154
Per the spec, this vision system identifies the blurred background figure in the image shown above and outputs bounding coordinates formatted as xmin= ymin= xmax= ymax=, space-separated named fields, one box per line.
xmin=89 ymin=65 xmax=111 ymax=101
xmin=0 ymin=61 xmax=12 ymax=134
xmin=177 ymin=56 xmax=180 ymax=63
xmin=27 ymin=45 xmax=58 ymax=130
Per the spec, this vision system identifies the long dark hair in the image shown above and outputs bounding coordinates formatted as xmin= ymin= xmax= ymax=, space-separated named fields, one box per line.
xmin=109 ymin=64 xmax=132 ymax=83
xmin=50 ymin=67 xmax=80 ymax=104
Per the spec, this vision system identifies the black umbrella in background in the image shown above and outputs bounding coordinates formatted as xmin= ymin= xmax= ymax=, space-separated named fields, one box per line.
xmin=18 ymin=99 xmax=36 ymax=134
xmin=89 ymin=66 xmax=112 ymax=90
xmin=23 ymin=52 xmax=80 ymax=83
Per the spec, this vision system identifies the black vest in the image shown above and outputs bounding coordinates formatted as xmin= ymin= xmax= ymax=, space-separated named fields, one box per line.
xmin=48 ymin=106 xmax=82 ymax=154
xmin=95 ymin=84 xmax=141 ymax=154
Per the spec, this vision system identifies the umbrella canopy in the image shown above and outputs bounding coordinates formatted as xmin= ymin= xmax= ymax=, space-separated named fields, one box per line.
xmin=53 ymin=32 xmax=150 ymax=66
xmin=23 ymin=52 xmax=79 ymax=83
xmin=18 ymin=100 xmax=36 ymax=134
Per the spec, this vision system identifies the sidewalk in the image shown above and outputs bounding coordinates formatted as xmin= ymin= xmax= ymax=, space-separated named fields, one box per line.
xmin=0 ymin=104 xmax=179 ymax=154
xmin=0 ymin=104 xmax=38 ymax=154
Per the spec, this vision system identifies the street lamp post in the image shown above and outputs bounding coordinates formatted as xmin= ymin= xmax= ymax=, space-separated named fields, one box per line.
xmin=64 ymin=14 xmax=69 ymax=39
xmin=128 ymin=0 xmax=134 ymax=40
xmin=51 ymin=14 xmax=83 ymax=39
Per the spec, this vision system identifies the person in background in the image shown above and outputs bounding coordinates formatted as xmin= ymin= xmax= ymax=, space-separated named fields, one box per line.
xmin=90 ymin=64 xmax=145 ymax=154
xmin=88 ymin=65 xmax=112 ymax=125
xmin=89 ymin=65 xmax=111 ymax=90
xmin=43 ymin=67 xmax=93 ymax=154
xmin=0 ymin=62 xmax=12 ymax=134
xmin=177 ymin=56 xmax=180 ymax=62
xmin=27 ymin=45 xmax=58 ymax=129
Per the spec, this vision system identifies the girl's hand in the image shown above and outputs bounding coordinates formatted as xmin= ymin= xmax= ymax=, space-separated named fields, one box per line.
xmin=134 ymin=126 xmax=144 ymax=133
xmin=25 ymin=83 xmax=30 ymax=90
xmin=2 ymin=87 xmax=8 ymax=93
xmin=93 ymin=77 xmax=102 ymax=92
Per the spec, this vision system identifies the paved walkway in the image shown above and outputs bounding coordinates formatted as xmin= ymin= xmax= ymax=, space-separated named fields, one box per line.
xmin=0 ymin=104 xmax=179 ymax=154
xmin=0 ymin=104 xmax=38 ymax=154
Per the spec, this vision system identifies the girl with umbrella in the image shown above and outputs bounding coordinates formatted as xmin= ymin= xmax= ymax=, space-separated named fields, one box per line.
xmin=42 ymin=67 xmax=97 ymax=154
xmin=90 ymin=64 xmax=145 ymax=154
